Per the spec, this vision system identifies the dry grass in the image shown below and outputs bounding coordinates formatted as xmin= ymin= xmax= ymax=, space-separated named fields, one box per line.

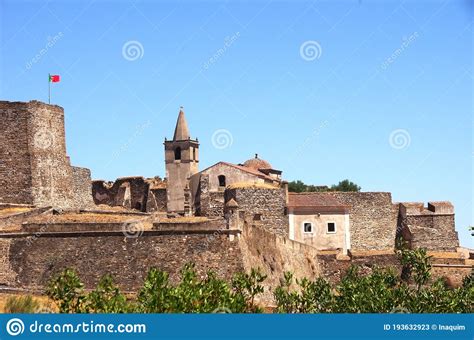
xmin=0 ymin=293 xmax=56 ymax=313
xmin=158 ymin=216 xmax=209 ymax=223
xmin=226 ymin=182 xmax=278 ymax=190
xmin=0 ymin=207 xmax=32 ymax=217
xmin=28 ymin=213 xmax=149 ymax=224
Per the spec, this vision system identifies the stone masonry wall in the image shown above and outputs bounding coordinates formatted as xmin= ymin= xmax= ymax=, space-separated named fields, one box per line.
xmin=238 ymin=222 xmax=320 ymax=304
xmin=71 ymin=166 xmax=94 ymax=209
xmin=146 ymin=188 xmax=167 ymax=213
xmin=27 ymin=101 xmax=75 ymax=209
xmin=226 ymin=186 xmax=288 ymax=236
xmin=0 ymin=100 xmax=92 ymax=209
xmin=2 ymin=232 xmax=243 ymax=291
xmin=92 ymin=177 xmax=149 ymax=211
xmin=329 ymin=192 xmax=397 ymax=251
xmin=0 ymin=101 xmax=33 ymax=204
xmin=405 ymin=215 xmax=459 ymax=251
xmin=195 ymin=174 xmax=224 ymax=217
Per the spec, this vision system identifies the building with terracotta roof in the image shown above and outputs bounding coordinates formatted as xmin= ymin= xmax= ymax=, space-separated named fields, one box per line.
xmin=287 ymin=192 xmax=351 ymax=254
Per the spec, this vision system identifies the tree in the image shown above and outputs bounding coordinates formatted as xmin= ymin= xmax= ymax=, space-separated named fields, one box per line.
xmin=287 ymin=180 xmax=307 ymax=193
xmin=330 ymin=179 xmax=361 ymax=192
xmin=288 ymin=179 xmax=361 ymax=193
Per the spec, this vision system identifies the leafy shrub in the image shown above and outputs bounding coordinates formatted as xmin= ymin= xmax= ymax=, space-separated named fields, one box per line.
xmin=274 ymin=260 xmax=473 ymax=313
xmin=45 ymin=256 xmax=473 ymax=314
xmin=397 ymin=247 xmax=432 ymax=290
xmin=45 ymin=268 xmax=85 ymax=313
xmin=274 ymin=272 xmax=334 ymax=313
xmin=85 ymin=274 xmax=130 ymax=313
xmin=47 ymin=264 xmax=266 ymax=313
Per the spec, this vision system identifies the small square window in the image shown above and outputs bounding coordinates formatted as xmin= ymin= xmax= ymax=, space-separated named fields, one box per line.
xmin=327 ymin=222 xmax=336 ymax=233
xmin=303 ymin=222 xmax=312 ymax=233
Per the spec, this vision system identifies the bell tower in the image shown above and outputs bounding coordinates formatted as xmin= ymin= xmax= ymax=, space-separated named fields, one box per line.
xmin=164 ymin=107 xmax=199 ymax=214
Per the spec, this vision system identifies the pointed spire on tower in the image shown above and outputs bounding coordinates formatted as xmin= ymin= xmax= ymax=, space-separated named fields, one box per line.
xmin=173 ymin=107 xmax=190 ymax=141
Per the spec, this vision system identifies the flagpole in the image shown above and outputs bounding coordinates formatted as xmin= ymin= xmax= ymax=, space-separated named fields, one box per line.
xmin=48 ymin=73 xmax=51 ymax=104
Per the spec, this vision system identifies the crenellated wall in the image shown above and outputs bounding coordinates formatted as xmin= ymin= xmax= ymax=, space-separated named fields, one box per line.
xmin=398 ymin=202 xmax=459 ymax=252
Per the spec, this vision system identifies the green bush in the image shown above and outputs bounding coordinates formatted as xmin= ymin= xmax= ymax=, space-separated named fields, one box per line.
xmin=85 ymin=274 xmax=130 ymax=313
xmin=274 ymin=264 xmax=473 ymax=313
xmin=45 ymin=254 xmax=473 ymax=314
xmin=46 ymin=264 xmax=266 ymax=313
xmin=45 ymin=268 xmax=85 ymax=313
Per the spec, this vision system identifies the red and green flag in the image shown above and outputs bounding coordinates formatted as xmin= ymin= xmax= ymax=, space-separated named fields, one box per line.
xmin=48 ymin=74 xmax=60 ymax=104
xmin=49 ymin=74 xmax=60 ymax=83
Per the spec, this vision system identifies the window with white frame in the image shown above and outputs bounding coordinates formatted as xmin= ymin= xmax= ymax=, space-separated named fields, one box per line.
xmin=327 ymin=222 xmax=336 ymax=233
xmin=303 ymin=222 xmax=313 ymax=233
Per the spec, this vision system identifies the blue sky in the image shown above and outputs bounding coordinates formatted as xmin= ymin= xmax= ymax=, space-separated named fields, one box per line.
xmin=1 ymin=0 xmax=472 ymax=247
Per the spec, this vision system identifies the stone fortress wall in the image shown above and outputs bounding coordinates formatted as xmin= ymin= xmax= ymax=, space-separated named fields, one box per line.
xmin=0 ymin=100 xmax=93 ymax=209
xmin=0 ymin=100 xmax=470 ymax=302
xmin=0 ymin=230 xmax=243 ymax=290
xmin=327 ymin=192 xmax=398 ymax=252
xmin=398 ymin=202 xmax=459 ymax=251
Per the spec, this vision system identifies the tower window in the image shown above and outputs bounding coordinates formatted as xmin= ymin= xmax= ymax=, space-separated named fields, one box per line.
xmin=218 ymin=175 xmax=226 ymax=187
xmin=174 ymin=147 xmax=181 ymax=160
xmin=193 ymin=148 xmax=196 ymax=160
xmin=327 ymin=222 xmax=336 ymax=233
xmin=303 ymin=222 xmax=312 ymax=233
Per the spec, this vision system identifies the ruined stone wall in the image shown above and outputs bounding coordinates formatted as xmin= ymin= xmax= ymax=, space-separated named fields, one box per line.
xmin=192 ymin=174 xmax=226 ymax=218
xmin=194 ymin=174 xmax=224 ymax=217
xmin=71 ymin=166 xmax=94 ymax=209
xmin=146 ymin=188 xmax=167 ymax=213
xmin=1 ymin=231 xmax=243 ymax=291
xmin=226 ymin=186 xmax=288 ymax=236
xmin=92 ymin=177 xmax=149 ymax=211
xmin=238 ymin=222 xmax=320 ymax=304
xmin=329 ymin=192 xmax=397 ymax=251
